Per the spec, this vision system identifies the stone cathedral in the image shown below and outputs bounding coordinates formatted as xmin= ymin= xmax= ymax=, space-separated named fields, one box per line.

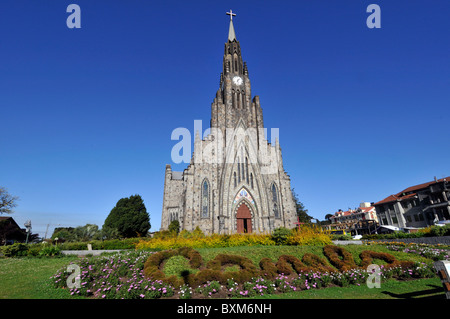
xmin=161 ymin=12 xmax=297 ymax=234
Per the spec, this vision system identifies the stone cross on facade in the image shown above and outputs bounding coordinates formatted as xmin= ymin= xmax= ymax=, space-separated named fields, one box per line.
xmin=226 ymin=9 xmax=236 ymax=21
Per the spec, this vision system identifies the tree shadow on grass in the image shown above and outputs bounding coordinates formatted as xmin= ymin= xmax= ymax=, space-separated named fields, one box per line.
xmin=382 ymin=285 xmax=445 ymax=299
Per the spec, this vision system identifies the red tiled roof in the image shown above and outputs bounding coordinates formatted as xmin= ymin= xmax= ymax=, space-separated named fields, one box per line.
xmin=332 ymin=206 xmax=374 ymax=217
xmin=374 ymin=176 xmax=450 ymax=206
xmin=359 ymin=206 xmax=375 ymax=213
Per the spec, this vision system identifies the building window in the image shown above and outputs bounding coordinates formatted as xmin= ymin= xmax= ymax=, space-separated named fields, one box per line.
xmin=271 ymin=183 xmax=279 ymax=218
xmin=273 ymin=203 xmax=279 ymax=219
xmin=250 ymin=173 xmax=254 ymax=189
xmin=234 ymin=172 xmax=237 ymax=188
xmin=201 ymin=179 xmax=209 ymax=218
xmin=245 ymin=157 xmax=249 ymax=184
xmin=391 ymin=216 xmax=398 ymax=224
xmin=237 ymin=160 xmax=241 ymax=183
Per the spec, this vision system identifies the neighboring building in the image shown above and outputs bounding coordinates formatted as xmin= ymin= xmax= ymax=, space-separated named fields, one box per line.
xmin=373 ymin=176 xmax=450 ymax=229
xmin=160 ymin=12 xmax=297 ymax=234
xmin=324 ymin=202 xmax=379 ymax=235
xmin=0 ymin=216 xmax=26 ymax=244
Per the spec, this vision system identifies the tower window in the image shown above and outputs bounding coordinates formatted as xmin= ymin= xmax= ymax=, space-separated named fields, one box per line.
xmin=202 ymin=179 xmax=209 ymax=218
xmin=237 ymin=160 xmax=241 ymax=183
xmin=245 ymin=157 xmax=249 ymax=183
xmin=271 ymin=183 xmax=279 ymax=218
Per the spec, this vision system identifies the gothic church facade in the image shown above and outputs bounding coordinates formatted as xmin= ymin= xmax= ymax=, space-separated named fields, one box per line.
xmin=161 ymin=13 xmax=297 ymax=234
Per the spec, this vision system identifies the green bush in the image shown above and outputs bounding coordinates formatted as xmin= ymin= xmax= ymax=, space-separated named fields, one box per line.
xmin=1 ymin=243 xmax=29 ymax=257
xmin=331 ymin=234 xmax=353 ymax=241
xmin=38 ymin=245 xmax=61 ymax=257
xmin=428 ymin=225 xmax=450 ymax=237
xmin=271 ymin=227 xmax=292 ymax=245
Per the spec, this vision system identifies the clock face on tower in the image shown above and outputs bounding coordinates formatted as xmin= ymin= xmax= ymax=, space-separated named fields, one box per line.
xmin=232 ymin=76 xmax=243 ymax=86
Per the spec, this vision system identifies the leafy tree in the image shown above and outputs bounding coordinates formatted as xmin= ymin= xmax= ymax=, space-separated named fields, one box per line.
xmin=0 ymin=187 xmax=19 ymax=215
xmin=51 ymin=227 xmax=76 ymax=242
xmin=168 ymin=220 xmax=180 ymax=235
xmin=73 ymin=224 xmax=100 ymax=241
xmin=52 ymin=224 xmax=101 ymax=242
xmin=103 ymin=194 xmax=150 ymax=238
xmin=100 ymin=226 xmax=120 ymax=240
xmin=291 ymin=188 xmax=313 ymax=223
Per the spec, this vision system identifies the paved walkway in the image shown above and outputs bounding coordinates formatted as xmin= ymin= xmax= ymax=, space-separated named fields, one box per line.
xmin=61 ymin=250 xmax=123 ymax=256
xmin=332 ymin=240 xmax=363 ymax=245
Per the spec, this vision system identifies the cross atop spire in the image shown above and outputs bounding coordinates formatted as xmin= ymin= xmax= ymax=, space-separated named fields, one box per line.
xmin=226 ymin=9 xmax=236 ymax=21
xmin=226 ymin=10 xmax=237 ymax=42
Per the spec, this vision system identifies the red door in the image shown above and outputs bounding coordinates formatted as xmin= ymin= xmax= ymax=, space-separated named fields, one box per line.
xmin=236 ymin=203 xmax=252 ymax=233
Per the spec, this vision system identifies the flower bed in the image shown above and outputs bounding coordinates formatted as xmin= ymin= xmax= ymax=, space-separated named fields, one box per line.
xmin=385 ymin=243 xmax=450 ymax=261
xmin=51 ymin=245 xmax=437 ymax=299
xmin=51 ymin=250 xmax=176 ymax=299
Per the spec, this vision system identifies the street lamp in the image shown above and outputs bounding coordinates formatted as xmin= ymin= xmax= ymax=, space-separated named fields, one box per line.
xmin=24 ymin=220 xmax=32 ymax=244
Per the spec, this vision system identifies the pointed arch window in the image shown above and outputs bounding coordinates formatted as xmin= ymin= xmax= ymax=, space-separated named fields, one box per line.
xmin=201 ymin=179 xmax=210 ymax=218
xmin=245 ymin=157 xmax=249 ymax=184
xmin=237 ymin=160 xmax=241 ymax=183
xmin=271 ymin=184 xmax=279 ymax=218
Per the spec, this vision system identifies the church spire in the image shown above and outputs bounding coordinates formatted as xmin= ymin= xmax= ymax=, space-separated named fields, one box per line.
xmin=226 ymin=10 xmax=237 ymax=42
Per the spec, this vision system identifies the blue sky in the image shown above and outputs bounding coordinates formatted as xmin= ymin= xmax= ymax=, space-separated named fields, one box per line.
xmin=1 ymin=1 xmax=449 ymax=237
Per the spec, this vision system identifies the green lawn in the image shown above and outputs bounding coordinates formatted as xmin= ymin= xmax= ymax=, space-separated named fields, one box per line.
xmin=0 ymin=256 xmax=80 ymax=299
xmin=251 ymin=277 xmax=444 ymax=299
xmin=0 ymin=245 xmax=446 ymax=299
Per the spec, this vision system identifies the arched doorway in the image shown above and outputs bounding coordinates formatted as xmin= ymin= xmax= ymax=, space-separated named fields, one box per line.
xmin=236 ymin=202 xmax=252 ymax=233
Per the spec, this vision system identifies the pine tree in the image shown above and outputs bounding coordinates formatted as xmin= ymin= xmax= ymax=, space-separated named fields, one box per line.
xmin=103 ymin=194 xmax=150 ymax=238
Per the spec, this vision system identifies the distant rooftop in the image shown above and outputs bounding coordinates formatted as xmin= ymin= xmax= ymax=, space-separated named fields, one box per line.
xmin=374 ymin=176 xmax=450 ymax=206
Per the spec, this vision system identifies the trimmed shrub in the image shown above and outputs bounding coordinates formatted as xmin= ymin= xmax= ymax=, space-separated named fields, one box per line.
xmin=323 ymin=245 xmax=358 ymax=271
xmin=275 ymin=255 xmax=310 ymax=275
xmin=205 ymin=253 xmax=259 ymax=284
xmin=259 ymin=258 xmax=278 ymax=279
xmin=1 ymin=243 xmax=29 ymax=257
xmin=301 ymin=253 xmax=335 ymax=273
xmin=143 ymin=247 xmax=203 ymax=287
xmin=359 ymin=250 xmax=414 ymax=270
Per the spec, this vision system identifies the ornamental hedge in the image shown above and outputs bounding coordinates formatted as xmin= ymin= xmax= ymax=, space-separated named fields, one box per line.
xmin=143 ymin=245 xmax=416 ymax=285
